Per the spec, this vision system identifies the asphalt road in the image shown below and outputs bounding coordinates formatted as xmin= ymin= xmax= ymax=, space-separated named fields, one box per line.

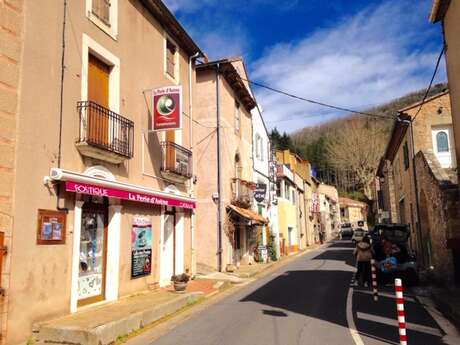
xmin=150 ymin=240 xmax=456 ymax=345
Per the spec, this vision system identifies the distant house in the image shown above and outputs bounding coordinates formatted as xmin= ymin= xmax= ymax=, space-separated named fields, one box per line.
xmin=376 ymin=90 xmax=460 ymax=284
xmin=339 ymin=197 xmax=368 ymax=230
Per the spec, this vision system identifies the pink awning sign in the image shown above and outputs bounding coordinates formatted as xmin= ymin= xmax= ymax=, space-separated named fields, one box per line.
xmin=65 ymin=181 xmax=195 ymax=209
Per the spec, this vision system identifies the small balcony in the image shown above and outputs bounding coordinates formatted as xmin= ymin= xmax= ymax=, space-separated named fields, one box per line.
xmin=160 ymin=141 xmax=192 ymax=182
xmin=231 ymin=178 xmax=254 ymax=209
xmin=76 ymin=101 xmax=134 ymax=164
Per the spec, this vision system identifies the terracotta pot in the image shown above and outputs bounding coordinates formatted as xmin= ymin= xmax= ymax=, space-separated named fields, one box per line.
xmin=173 ymin=281 xmax=187 ymax=292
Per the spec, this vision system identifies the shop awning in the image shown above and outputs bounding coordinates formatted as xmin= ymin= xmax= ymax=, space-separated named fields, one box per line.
xmin=49 ymin=168 xmax=196 ymax=209
xmin=227 ymin=204 xmax=268 ymax=225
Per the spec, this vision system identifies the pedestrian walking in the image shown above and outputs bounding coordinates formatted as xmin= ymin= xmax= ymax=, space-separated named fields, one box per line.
xmin=353 ymin=236 xmax=374 ymax=287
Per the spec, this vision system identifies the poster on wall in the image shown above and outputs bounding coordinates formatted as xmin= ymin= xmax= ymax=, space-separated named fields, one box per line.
xmin=36 ymin=209 xmax=66 ymax=245
xmin=152 ymin=86 xmax=182 ymax=131
xmin=131 ymin=217 xmax=152 ymax=278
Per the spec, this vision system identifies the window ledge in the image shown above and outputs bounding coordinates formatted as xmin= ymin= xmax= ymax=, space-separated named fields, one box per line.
xmin=165 ymin=72 xmax=179 ymax=85
xmin=87 ymin=12 xmax=118 ymax=41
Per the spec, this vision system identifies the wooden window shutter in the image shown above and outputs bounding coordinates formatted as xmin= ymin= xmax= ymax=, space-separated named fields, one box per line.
xmin=166 ymin=40 xmax=176 ymax=78
xmin=92 ymin=0 xmax=111 ymax=26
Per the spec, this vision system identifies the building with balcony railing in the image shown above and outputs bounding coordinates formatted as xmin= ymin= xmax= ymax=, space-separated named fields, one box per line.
xmin=1 ymin=1 xmax=203 ymax=343
xmin=76 ymin=101 xmax=134 ymax=163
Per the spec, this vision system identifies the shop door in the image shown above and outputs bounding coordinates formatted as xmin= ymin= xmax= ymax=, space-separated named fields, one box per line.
xmin=161 ymin=208 xmax=175 ymax=285
xmin=88 ymin=54 xmax=110 ymax=146
xmin=78 ymin=201 xmax=108 ymax=306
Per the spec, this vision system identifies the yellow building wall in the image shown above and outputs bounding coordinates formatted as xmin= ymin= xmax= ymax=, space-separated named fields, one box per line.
xmin=277 ymin=199 xmax=298 ymax=254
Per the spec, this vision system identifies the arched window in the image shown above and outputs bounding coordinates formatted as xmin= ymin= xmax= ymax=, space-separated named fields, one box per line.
xmin=436 ymin=132 xmax=449 ymax=152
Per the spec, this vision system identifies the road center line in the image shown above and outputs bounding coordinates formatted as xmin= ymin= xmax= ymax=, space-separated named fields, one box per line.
xmin=356 ymin=311 xmax=442 ymax=336
xmin=346 ymin=282 xmax=365 ymax=345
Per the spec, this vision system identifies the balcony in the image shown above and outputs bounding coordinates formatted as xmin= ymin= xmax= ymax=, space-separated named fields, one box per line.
xmin=231 ymin=178 xmax=255 ymax=209
xmin=160 ymin=141 xmax=192 ymax=182
xmin=76 ymin=101 xmax=134 ymax=164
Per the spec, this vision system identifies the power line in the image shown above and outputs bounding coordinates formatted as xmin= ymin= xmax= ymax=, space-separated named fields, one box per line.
xmin=411 ymin=45 xmax=446 ymax=123
xmin=241 ymin=78 xmax=397 ymax=121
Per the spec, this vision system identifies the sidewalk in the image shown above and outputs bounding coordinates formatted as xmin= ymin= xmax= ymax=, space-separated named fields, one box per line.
xmin=33 ymin=289 xmax=205 ymax=345
xmin=429 ymin=285 xmax=460 ymax=331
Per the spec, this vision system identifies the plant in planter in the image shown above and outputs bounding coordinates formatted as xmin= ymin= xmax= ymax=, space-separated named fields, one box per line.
xmin=171 ymin=273 xmax=190 ymax=293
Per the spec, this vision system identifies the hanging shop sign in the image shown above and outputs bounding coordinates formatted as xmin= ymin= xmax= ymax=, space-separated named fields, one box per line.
xmin=131 ymin=217 xmax=153 ymax=278
xmin=254 ymin=183 xmax=267 ymax=203
xmin=36 ymin=209 xmax=66 ymax=245
xmin=152 ymin=86 xmax=182 ymax=131
xmin=65 ymin=181 xmax=195 ymax=209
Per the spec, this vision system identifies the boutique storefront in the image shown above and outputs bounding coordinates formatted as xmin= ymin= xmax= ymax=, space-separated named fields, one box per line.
xmin=49 ymin=167 xmax=195 ymax=311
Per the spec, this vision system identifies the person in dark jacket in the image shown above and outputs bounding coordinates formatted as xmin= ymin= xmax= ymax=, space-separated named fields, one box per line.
xmin=353 ymin=236 xmax=374 ymax=287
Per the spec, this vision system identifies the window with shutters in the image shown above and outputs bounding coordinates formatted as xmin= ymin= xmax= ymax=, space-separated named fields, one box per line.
xmin=86 ymin=0 xmax=118 ymax=40
xmin=92 ymin=0 xmax=111 ymax=26
xmin=165 ymin=38 xmax=179 ymax=81
xmin=403 ymin=141 xmax=409 ymax=170
xmin=235 ymin=102 xmax=241 ymax=135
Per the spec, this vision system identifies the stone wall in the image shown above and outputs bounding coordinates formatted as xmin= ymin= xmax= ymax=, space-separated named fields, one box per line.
xmin=0 ymin=0 xmax=23 ymax=341
xmin=415 ymin=150 xmax=459 ymax=284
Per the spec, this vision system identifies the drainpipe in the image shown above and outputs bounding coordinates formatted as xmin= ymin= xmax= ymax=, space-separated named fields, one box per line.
xmin=56 ymin=0 xmax=68 ymax=213
xmin=216 ymin=64 xmax=223 ymax=272
xmin=188 ymin=51 xmax=201 ymax=275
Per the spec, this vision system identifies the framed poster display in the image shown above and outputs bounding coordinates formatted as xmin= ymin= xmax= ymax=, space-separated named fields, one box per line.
xmin=37 ymin=209 xmax=67 ymax=245
xmin=131 ymin=217 xmax=152 ymax=278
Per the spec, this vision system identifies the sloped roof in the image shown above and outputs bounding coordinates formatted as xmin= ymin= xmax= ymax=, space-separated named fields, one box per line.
xmin=430 ymin=0 xmax=451 ymax=23
xmin=140 ymin=0 xmax=203 ymax=56
xmin=339 ymin=197 xmax=367 ymax=208
xmin=196 ymin=58 xmax=257 ymax=112
xmin=227 ymin=205 xmax=268 ymax=224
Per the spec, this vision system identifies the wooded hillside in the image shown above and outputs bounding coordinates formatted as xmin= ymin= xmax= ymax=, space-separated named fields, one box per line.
xmin=270 ymin=83 xmax=448 ymax=201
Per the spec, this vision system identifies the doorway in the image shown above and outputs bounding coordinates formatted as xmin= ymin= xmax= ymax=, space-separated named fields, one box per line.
xmin=78 ymin=198 xmax=108 ymax=306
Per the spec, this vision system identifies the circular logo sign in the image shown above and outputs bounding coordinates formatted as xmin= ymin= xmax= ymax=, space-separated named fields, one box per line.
xmin=157 ymin=95 xmax=176 ymax=116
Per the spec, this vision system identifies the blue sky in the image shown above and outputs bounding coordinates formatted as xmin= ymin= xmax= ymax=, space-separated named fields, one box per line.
xmin=164 ymin=0 xmax=446 ymax=133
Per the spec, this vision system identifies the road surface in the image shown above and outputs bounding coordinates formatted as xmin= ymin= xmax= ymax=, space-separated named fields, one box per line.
xmin=149 ymin=240 xmax=457 ymax=345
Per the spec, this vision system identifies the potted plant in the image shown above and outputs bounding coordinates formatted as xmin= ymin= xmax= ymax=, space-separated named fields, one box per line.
xmin=171 ymin=273 xmax=190 ymax=293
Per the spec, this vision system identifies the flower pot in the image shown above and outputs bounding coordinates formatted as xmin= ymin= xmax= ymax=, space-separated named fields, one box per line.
xmin=173 ymin=281 xmax=187 ymax=293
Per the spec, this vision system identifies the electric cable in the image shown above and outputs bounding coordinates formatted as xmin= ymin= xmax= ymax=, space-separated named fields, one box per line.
xmin=241 ymin=78 xmax=397 ymax=121
xmin=410 ymin=45 xmax=446 ymax=123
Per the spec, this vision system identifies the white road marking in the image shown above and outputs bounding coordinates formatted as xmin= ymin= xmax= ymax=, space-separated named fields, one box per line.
xmin=356 ymin=311 xmax=442 ymax=337
xmin=355 ymin=289 xmax=416 ymax=302
xmin=346 ymin=283 xmax=365 ymax=345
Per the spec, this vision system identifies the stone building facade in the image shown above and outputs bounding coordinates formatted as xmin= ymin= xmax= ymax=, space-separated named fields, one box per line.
xmin=376 ymin=90 xmax=460 ymax=282
xmin=0 ymin=0 xmax=25 ymax=340
xmin=415 ymin=150 xmax=460 ymax=283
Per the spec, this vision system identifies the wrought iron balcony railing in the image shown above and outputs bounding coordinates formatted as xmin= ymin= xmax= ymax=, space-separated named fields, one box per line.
xmin=160 ymin=141 xmax=193 ymax=180
xmin=77 ymin=101 xmax=134 ymax=160
xmin=231 ymin=178 xmax=254 ymax=208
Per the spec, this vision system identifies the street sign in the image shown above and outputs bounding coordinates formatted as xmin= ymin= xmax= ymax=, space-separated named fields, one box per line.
xmin=254 ymin=183 xmax=267 ymax=203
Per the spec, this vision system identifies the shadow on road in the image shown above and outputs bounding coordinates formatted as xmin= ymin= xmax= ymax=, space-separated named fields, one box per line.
xmin=241 ymin=270 xmax=352 ymax=328
xmin=327 ymin=241 xmax=355 ymax=249
xmin=312 ymin=250 xmax=356 ymax=268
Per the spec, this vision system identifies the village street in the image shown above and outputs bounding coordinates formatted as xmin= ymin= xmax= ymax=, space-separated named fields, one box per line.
xmin=147 ymin=240 xmax=456 ymax=345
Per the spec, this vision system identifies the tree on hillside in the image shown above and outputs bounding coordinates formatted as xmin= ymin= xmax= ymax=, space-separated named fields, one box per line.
xmin=270 ymin=128 xmax=294 ymax=151
xmin=326 ymin=119 xmax=388 ymax=200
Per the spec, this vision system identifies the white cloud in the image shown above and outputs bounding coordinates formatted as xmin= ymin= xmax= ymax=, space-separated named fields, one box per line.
xmin=251 ymin=0 xmax=446 ymax=132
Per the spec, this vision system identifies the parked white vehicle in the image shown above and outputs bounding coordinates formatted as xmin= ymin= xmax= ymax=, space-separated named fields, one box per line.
xmin=352 ymin=228 xmax=367 ymax=243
